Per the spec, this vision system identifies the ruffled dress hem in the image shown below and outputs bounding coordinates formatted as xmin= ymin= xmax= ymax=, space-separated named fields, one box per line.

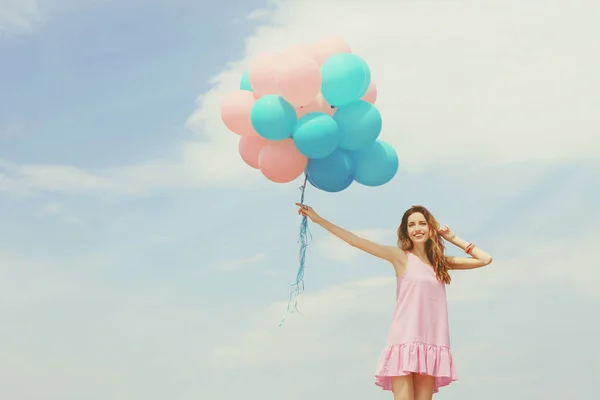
xmin=374 ymin=341 xmax=458 ymax=393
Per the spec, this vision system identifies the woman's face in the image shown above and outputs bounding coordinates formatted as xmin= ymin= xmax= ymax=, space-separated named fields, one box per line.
xmin=407 ymin=212 xmax=430 ymax=244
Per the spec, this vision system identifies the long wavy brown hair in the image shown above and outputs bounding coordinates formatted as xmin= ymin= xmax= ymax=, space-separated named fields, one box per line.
xmin=397 ymin=205 xmax=451 ymax=284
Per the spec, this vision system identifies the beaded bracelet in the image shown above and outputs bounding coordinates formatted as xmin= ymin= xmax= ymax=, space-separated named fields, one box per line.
xmin=465 ymin=243 xmax=474 ymax=254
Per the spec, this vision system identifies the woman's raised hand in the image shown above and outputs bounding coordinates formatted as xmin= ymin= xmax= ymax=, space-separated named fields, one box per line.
xmin=438 ymin=224 xmax=456 ymax=241
xmin=295 ymin=203 xmax=322 ymax=223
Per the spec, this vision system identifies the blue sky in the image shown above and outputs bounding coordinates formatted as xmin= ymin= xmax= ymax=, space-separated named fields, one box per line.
xmin=0 ymin=0 xmax=260 ymax=166
xmin=1 ymin=0 xmax=599 ymax=399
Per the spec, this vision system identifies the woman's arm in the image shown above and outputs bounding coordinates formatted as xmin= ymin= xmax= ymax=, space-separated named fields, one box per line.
xmin=317 ymin=217 xmax=405 ymax=264
xmin=439 ymin=225 xmax=492 ymax=270
xmin=296 ymin=203 xmax=405 ymax=265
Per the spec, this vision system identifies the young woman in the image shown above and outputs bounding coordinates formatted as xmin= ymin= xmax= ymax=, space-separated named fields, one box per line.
xmin=296 ymin=203 xmax=493 ymax=400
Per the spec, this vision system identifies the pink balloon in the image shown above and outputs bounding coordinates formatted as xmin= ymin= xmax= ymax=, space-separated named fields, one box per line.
xmin=239 ymin=136 xmax=268 ymax=169
xmin=249 ymin=52 xmax=281 ymax=97
xmin=259 ymin=138 xmax=308 ymax=183
xmin=286 ymin=44 xmax=318 ymax=62
xmin=220 ymin=90 xmax=259 ymax=136
xmin=275 ymin=53 xmax=322 ymax=107
xmin=295 ymin=93 xmax=334 ymax=118
xmin=313 ymin=36 xmax=352 ymax=65
xmin=361 ymin=81 xmax=378 ymax=104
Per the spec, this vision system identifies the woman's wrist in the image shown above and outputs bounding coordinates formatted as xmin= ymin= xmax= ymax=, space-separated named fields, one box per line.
xmin=451 ymin=235 xmax=483 ymax=257
xmin=450 ymin=235 xmax=470 ymax=249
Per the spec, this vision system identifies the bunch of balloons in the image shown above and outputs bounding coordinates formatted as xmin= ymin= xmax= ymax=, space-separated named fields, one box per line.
xmin=220 ymin=36 xmax=398 ymax=193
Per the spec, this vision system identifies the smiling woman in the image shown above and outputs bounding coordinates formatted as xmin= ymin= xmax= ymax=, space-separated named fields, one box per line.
xmin=296 ymin=203 xmax=492 ymax=400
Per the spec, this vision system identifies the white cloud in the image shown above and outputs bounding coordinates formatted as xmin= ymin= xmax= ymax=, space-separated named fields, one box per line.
xmin=208 ymin=275 xmax=396 ymax=368
xmin=0 ymin=0 xmax=41 ymax=34
xmin=0 ymin=137 xmax=285 ymax=196
xmin=35 ymin=201 xmax=83 ymax=224
xmin=38 ymin=202 xmax=64 ymax=215
xmin=233 ymin=7 xmax=270 ymax=24
xmin=0 ymin=254 xmax=76 ymax=306
xmin=245 ymin=8 xmax=269 ymax=21
xmin=0 ymin=160 xmax=115 ymax=196
xmin=188 ymin=0 xmax=600 ymax=183
xmin=2 ymin=0 xmax=598 ymax=196
xmin=0 ymin=122 xmax=24 ymax=139
xmin=0 ymin=253 xmax=219 ymax=399
xmin=216 ymin=252 xmax=267 ymax=271
xmin=0 ymin=151 xmax=273 ymax=197
xmin=315 ymin=228 xmax=396 ymax=262
xmin=447 ymin=235 xmax=600 ymax=301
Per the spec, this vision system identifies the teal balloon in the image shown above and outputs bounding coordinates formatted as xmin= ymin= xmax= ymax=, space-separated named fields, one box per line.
xmin=334 ymin=100 xmax=382 ymax=151
xmin=321 ymin=53 xmax=371 ymax=107
xmin=350 ymin=139 xmax=399 ymax=186
xmin=306 ymin=173 xmax=319 ymax=189
xmin=240 ymin=70 xmax=253 ymax=91
xmin=292 ymin=112 xmax=340 ymax=159
xmin=250 ymin=95 xmax=297 ymax=141
xmin=306 ymin=149 xmax=355 ymax=192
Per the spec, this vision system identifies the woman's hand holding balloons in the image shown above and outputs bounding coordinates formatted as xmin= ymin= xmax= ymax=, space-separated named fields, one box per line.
xmin=295 ymin=203 xmax=322 ymax=223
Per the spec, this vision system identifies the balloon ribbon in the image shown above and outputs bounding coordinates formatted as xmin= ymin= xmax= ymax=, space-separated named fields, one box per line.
xmin=279 ymin=171 xmax=312 ymax=326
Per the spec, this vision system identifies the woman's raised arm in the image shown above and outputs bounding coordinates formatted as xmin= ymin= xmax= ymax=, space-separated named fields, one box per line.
xmin=297 ymin=203 xmax=406 ymax=265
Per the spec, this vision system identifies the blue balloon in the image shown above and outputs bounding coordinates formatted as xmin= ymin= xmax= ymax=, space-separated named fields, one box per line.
xmin=306 ymin=149 xmax=355 ymax=192
xmin=292 ymin=112 xmax=340 ymax=159
xmin=321 ymin=53 xmax=371 ymax=107
xmin=350 ymin=139 xmax=399 ymax=186
xmin=306 ymin=172 xmax=320 ymax=190
xmin=334 ymin=100 xmax=382 ymax=151
xmin=240 ymin=71 xmax=253 ymax=91
xmin=250 ymin=95 xmax=297 ymax=140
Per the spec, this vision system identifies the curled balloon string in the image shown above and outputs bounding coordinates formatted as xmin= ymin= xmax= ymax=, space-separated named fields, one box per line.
xmin=279 ymin=170 xmax=312 ymax=326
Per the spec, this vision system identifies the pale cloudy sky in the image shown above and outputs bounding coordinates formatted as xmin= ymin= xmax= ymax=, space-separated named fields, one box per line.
xmin=1 ymin=0 xmax=599 ymax=399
